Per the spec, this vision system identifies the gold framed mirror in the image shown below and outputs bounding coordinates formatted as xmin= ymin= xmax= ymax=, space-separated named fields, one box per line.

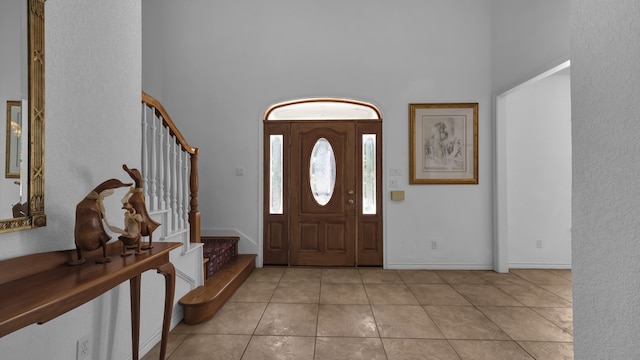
xmin=0 ymin=0 xmax=46 ymax=233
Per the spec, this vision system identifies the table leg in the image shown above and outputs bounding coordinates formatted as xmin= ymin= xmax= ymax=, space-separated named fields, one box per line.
xmin=130 ymin=274 xmax=142 ymax=360
xmin=157 ymin=262 xmax=175 ymax=360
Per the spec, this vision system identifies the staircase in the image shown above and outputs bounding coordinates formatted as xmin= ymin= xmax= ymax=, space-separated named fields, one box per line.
xmin=141 ymin=93 xmax=256 ymax=325
xmin=180 ymin=236 xmax=256 ymax=324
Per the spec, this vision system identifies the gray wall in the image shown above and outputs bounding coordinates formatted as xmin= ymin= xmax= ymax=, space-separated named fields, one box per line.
xmin=571 ymin=1 xmax=640 ymax=358
xmin=491 ymin=0 xmax=571 ymax=94
xmin=142 ymin=0 xmax=571 ymax=270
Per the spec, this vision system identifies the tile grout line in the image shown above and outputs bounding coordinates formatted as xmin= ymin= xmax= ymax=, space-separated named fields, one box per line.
xmin=161 ymin=268 xmax=572 ymax=359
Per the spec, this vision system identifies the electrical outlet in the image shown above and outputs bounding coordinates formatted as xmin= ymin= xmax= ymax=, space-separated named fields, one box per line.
xmin=77 ymin=335 xmax=90 ymax=360
xmin=390 ymin=179 xmax=399 ymax=189
xmin=431 ymin=240 xmax=438 ymax=250
xmin=536 ymin=240 xmax=543 ymax=249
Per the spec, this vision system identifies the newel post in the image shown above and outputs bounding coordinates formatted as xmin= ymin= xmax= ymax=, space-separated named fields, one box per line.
xmin=189 ymin=148 xmax=201 ymax=243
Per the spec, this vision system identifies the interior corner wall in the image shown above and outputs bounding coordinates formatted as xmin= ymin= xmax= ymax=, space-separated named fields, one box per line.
xmin=491 ymin=0 xmax=570 ymax=94
xmin=505 ymin=71 xmax=572 ymax=268
xmin=571 ymin=1 xmax=640 ymax=358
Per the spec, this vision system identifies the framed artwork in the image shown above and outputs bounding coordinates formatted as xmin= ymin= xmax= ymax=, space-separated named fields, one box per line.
xmin=5 ymin=101 xmax=22 ymax=179
xmin=409 ymin=103 xmax=478 ymax=184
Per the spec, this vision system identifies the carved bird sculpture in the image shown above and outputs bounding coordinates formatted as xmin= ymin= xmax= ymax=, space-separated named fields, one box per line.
xmin=122 ymin=164 xmax=161 ymax=250
xmin=69 ymin=178 xmax=132 ymax=265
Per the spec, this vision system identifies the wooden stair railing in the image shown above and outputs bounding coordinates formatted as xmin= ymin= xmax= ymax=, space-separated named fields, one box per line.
xmin=141 ymin=92 xmax=201 ymax=244
xmin=142 ymin=93 xmax=257 ymax=325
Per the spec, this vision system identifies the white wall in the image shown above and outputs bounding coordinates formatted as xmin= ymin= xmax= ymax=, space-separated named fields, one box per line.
xmin=572 ymin=1 xmax=640 ymax=358
xmin=0 ymin=1 xmax=198 ymax=359
xmin=491 ymin=0 xmax=570 ymax=272
xmin=0 ymin=0 xmax=142 ymax=258
xmin=506 ymin=70 xmax=572 ymax=267
xmin=491 ymin=0 xmax=571 ymax=94
xmin=142 ymin=0 xmax=572 ymax=270
xmin=142 ymin=0 xmax=495 ymax=269
xmin=141 ymin=0 xmax=165 ymax=101
xmin=0 ymin=0 xmax=578 ymax=358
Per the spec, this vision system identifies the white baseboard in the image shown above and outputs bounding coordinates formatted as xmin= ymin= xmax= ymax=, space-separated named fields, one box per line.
xmin=508 ymin=262 xmax=572 ymax=269
xmin=385 ymin=263 xmax=494 ymax=270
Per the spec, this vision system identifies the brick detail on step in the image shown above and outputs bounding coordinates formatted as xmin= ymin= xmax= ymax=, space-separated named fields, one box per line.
xmin=202 ymin=237 xmax=238 ymax=279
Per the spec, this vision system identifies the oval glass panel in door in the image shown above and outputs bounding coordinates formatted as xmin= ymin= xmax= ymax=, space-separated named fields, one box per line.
xmin=310 ymin=138 xmax=336 ymax=206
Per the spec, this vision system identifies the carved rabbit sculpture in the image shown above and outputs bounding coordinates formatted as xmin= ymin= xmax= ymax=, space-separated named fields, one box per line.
xmin=69 ymin=178 xmax=132 ymax=265
xmin=122 ymin=164 xmax=160 ymax=250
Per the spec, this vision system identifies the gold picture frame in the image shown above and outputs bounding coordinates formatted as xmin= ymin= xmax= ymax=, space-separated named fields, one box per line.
xmin=409 ymin=103 xmax=478 ymax=184
xmin=5 ymin=101 xmax=22 ymax=179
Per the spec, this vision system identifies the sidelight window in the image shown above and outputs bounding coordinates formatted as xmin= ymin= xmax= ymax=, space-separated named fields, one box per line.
xmin=269 ymin=135 xmax=283 ymax=214
xmin=362 ymin=134 xmax=376 ymax=214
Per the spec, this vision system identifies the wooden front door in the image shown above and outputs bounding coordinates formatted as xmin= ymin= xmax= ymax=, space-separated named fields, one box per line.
xmin=290 ymin=122 xmax=356 ymax=266
xmin=263 ymin=98 xmax=383 ymax=267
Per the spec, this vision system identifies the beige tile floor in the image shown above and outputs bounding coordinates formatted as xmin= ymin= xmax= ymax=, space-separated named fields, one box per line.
xmin=144 ymin=268 xmax=573 ymax=360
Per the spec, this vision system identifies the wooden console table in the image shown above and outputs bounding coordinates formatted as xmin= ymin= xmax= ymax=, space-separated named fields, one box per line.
xmin=0 ymin=241 xmax=182 ymax=360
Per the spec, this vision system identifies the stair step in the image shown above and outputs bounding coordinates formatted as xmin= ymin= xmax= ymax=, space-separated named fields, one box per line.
xmin=179 ymin=254 xmax=256 ymax=325
xmin=201 ymin=235 xmax=240 ymax=242
xmin=202 ymin=238 xmax=238 ymax=279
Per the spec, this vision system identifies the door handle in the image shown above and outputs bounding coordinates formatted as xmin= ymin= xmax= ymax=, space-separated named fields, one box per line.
xmin=348 ymin=199 xmax=354 ymax=205
xmin=347 ymin=190 xmax=354 ymax=195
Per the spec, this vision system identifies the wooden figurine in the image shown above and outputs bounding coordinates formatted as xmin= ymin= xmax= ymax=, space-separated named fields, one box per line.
xmin=118 ymin=202 xmax=143 ymax=256
xmin=69 ymin=178 xmax=132 ymax=265
xmin=121 ymin=164 xmax=161 ymax=250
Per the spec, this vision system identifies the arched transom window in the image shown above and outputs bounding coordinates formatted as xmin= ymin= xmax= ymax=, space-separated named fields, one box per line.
xmin=265 ymin=98 xmax=382 ymax=121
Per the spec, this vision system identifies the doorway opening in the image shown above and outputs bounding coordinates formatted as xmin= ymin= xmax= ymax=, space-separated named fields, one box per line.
xmin=495 ymin=61 xmax=572 ymax=272
xmin=263 ymin=98 xmax=383 ymax=266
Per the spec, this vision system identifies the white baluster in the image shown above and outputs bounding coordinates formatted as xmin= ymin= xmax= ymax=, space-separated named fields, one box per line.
xmin=148 ymin=115 xmax=158 ymax=210
xmin=183 ymin=151 xmax=190 ymax=229
xmin=157 ymin=122 xmax=165 ymax=210
xmin=171 ymin=137 xmax=179 ymax=232
xmin=141 ymin=105 xmax=149 ymax=198
xmin=164 ymin=126 xmax=172 ymax=229
xmin=141 ymin=99 xmax=196 ymax=240
xmin=176 ymin=142 xmax=184 ymax=230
